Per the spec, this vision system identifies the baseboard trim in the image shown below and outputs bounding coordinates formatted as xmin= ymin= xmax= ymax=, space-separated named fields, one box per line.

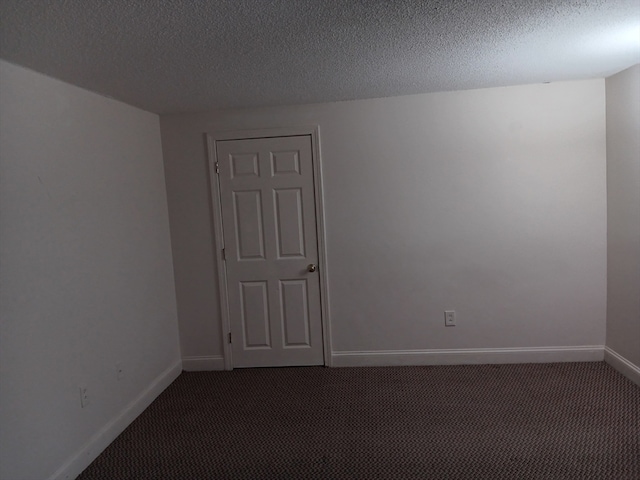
xmin=604 ymin=347 xmax=640 ymax=386
xmin=49 ymin=359 xmax=182 ymax=480
xmin=182 ymin=355 xmax=225 ymax=371
xmin=331 ymin=346 xmax=604 ymax=367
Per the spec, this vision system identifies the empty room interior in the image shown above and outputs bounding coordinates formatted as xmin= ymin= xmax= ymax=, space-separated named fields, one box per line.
xmin=1 ymin=1 xmax=639 ymax=479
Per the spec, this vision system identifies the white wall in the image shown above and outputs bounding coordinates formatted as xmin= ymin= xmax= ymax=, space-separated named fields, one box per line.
xmin=605 ymin=64 xmax=640 ymax=384
xmin=161 ymin=79 xmax=607 ymax=368
xmin=0 ymin=61 xmax=181 ymax=480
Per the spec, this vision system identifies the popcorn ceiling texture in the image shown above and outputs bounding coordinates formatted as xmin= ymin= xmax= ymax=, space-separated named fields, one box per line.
xmin=1 ymin=0 xmax=638 ymax=113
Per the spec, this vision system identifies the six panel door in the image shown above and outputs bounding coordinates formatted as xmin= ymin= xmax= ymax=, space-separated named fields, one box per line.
xmin=216 ymin=135 xmax=324 ymax=367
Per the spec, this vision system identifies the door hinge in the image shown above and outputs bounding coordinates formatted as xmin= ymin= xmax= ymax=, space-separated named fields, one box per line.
xmin=215 ymin=162 xmax=220 ymax=174
xmin=228 ymin=332 xmax=232 ymax=343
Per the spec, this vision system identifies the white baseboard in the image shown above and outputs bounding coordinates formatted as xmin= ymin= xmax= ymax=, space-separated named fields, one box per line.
xmin=49 ymin=359 xmax=182 ymax=480
xmin=604 ymin=347 xmax=640 ymax=386
xmin=331 ymin=346 xmax=604 ymax=367
xmin=182 ymin=355 xmax=225 ymax=371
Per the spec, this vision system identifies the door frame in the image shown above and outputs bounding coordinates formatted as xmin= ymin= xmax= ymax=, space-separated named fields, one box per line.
xmin=206 ymin=126 xmax=332 ymax=370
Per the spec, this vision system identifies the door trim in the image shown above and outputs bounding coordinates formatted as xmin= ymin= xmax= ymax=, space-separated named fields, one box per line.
xmin=206 ymin=126 xmax=332 ymax=370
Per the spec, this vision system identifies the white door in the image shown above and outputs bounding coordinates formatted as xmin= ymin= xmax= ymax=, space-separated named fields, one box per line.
xmin=216 ymin=135 xmax=324 ymax=367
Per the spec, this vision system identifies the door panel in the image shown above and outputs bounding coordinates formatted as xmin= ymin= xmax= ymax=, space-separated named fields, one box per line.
xmin=274 ymin=188 xmax=305 ymax=258
xmin=271 ymin=150 xmax=301 ymax=175
xmin=217 ymin=135 xmax=323 ymax=367
xmin=230 ymin=153 xmax=260 ymax=178
xmin=239 ymin=281 xmax=271 ymax=348
xmin=233 ymin=190 xmax=265 ymax=260
xmin=280 ymin=279 xmax=311 ymax=347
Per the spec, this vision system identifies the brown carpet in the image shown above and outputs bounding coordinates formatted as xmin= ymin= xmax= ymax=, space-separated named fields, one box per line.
xmin=77 ymin=362 xmax=639 ymax=479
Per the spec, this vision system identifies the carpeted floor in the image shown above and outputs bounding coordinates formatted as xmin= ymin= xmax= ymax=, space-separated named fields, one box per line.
xmin=77 ymin=362 xmax=639 ymax=479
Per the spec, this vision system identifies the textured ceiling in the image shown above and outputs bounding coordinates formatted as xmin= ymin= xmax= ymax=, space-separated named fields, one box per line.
xmin=1 ymin=0 xmax=639 ymax=114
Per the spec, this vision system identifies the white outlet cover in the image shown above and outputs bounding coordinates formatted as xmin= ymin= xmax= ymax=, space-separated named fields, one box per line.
xmin=445 ymin=310 xmax=456 ymax=326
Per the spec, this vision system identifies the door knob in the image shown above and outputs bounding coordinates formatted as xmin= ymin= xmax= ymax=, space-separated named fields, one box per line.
xmin=307 ymin=264 xmax=317 ymax=273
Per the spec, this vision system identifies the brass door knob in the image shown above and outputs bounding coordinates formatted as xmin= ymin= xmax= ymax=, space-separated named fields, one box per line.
xmin=307 ymin=264 xmax=317 ymax=273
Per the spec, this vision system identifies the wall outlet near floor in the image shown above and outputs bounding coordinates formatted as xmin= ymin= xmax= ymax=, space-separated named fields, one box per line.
xmin=116 ymin=362 xmax=124 ymax=380
xmin=79 ymin=386 xmax=89 ymax=408
xmin=445 ymin=310 xmax=456 ymax=327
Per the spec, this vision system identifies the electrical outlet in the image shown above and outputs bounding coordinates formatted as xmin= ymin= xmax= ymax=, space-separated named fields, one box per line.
xmin=445 ymin=310 xmax=456 ymax=327
xmin=79 ymin=386 xmax=89 ymax=408
xmin=116 ymin=362 xmax=124 ymax=380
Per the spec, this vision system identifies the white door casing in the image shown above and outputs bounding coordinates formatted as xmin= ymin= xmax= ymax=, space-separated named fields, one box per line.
xmin=208 ymin=130 xmax=330 ymax=368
